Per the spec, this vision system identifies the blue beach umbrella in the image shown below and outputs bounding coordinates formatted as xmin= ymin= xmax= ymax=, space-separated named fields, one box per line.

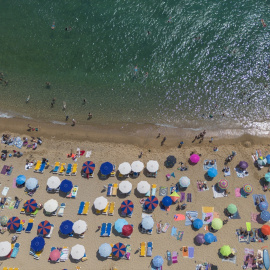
xmin=259 ymin=202 xmax=269 ymax=211
xmin=60 ymin=220 xmax=74 ymax=235
xmin=208 ymin=168 xmax=218 ymax=178
xmin=162 ymin=196 xmax=173 ymax=207
xmin=204 ymin=233 xmax=217 ymax=243
xmin=59 ymin=179 xmax=73 ymax=193
xmin=261 ymin=211 xmax=270 ymax=222
xmin=266 ymin=155 xmax=270 ymax=164
xmin=31 ymin=236 xmax=45 ymax=252
xmin=114 ymin=219 xmax=128 ymax=233
xmin=265 ymin=173 xmax=270 ymax=182
xmin=193 ymin=219 xmax=203 ymax=229
xmin=25 ymin=178 xmax=38 ymax=191
xmin=100 ymin=162 xmax=113 ymax=175
xmin=16 ymin=175 xmax=26 ymax=185
xmin=153 ymin=255 xmax=164 ymax=267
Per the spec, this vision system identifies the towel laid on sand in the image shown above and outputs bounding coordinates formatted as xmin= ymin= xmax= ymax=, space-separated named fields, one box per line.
xmin=171 ymin=226 xmax=178 ymax=237
xmin=235 ymin=188 xmax=241 ymax=197
xmin=188 ymin=247 xmax=194 ymax=258
xmin=202 ymin=212 xmax=213 ymax=224
xmin=159 ymin=187 xmax=168 ymax=196
xmin=212 ymin=186 xmax=227 ymax=198
xmin=174 ymin=214 xmax=185 ymax=221
xmin=234 ymin=167 xmax=249 ymax=178
xmin=224 ymin=168 xmax=231 ymax=177
xmin=244 ymin=248 xmax=254 ymax=269
xmin=85 ymin=151 xmax=92 ymax=158
xmin=203 ymin=160 xmax=217 ymax=171
xmin=185 ymin=211 xmax=198 ymax=226
xmin=252 ymin=194 xmax=267 ymax=206
xmin=180 ymin=192 xmax=185 ymax=202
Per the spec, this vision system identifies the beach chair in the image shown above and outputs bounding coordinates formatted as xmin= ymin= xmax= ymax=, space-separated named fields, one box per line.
xmin=52 ymin=162 xmax=60 ymax=174
xmin=20 ymin=207 xmax=25 ymax=214
xmin=110 ymin=165 xmax=116 ymax=177
xmin=38 ymin=162 xmax=46 ymax=173
xmin=71 ymin=163 xmax=78 ymax=176
xmin=16 ymin=220 xmax=25 ymax=234
xmin=60 ymin=246 xmax=69 ymax=262
xmin=71 ymin=185 xmax=78 ymax=198
xmin=107 ymin=184 xmax=112 ymax=196
xmin=82 ymin=201 xmax=90 ymax=215
xmin=78 ymin=201 xmax=85 ymax=215
xmin=162 ymin=223 xmax=170 ymax=233
xmin=145 ymin=189 xmax=151 ymax=197
xmin=108 ymin=202 xmax=115 ymax=215
xmin=126 ymin=244 xmax=131 ymax=260
xmin=45 ymin=224 xmax=54 ymax=238
xmin=11 ymin=243 xmax=20 ymax=258
xmin=65 ymin=163 xmax=72 ymax=176
xmin=140 ymin=242 xmax=146 ymax=257
xmin=156 ymin=222 xmax=162 ymax=234
xmin=58 ymin=203 xmax=66 ymax=217
xmin=33 ymin=160 xmax=41 ymax=172
xmin=172 ymin=251 xmax=178 ymax=263
xmin=100 ymin=223 xmax=107 ymax=237
xmin=25 ymin=218 xmax=34 ymax=233
xmin=151 ymin=184 xmax=157 ymax=196
xmin=106 ymin=223 xmax=112 ymax=236
xmin=58 ymin=163 xmax=66 ymax=175
xmin=30 ymin=208 xmax=38 ymax=217
xmin=102 ymin=202 xmax=110 ymax=215
xmin=112 ymin=183 xmax=118 ymax=196
xmin=147 ymin=242 xmax=153 ymax=257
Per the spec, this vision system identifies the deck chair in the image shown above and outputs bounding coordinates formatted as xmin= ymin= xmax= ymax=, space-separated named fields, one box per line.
xmin=16 ymin=220 xmax=25 ymax=234
xmin=172 ymin=251 xmax=178 ymax=263
xmin=108 ymin=202 xmax=115 ymax=215
xmin=151 ymin=184 xmax=157 ymax=196
xmin=140 ymin=242 xmax=146 ymax=257
xmin=58 ymin=163 xmax=66 ymax=175
xmin=100 ymin=223 xmax=107 ymax=236
xmin=77 ymin=201 xmax=85 ymax=215
xmin=38 ymin=162 xmax=46 ymax=173
xmin=30 ymin=208 xmax=38 ymax=217
xmin=112 ymin=183 xmax=118 ymax=196
xmin=25 ymin=218 xmax=34 ymax=233
xmin=102 ymin=202 xmax=110 ymax=215
xmin=147 ymin=242 xmax=153 ymax=257
xmin=82 ymin=201 xmax=90 ymax=215
xmin=33 ymin=160 xmax=41 ymax=172
xmin=162 ymin=223 xmax=170 ymax=233
xmin=60 ymin=246 xmax=69 ymax=262
xmin=106 ymin=223 xmax=112 ymax=236
xmin=20 ymin=207 xmax=25 ymax=214
xmin=107 ymin=184 xmax=112 ymax=196
xmin=71 ymin=185 xmax=78 ymax=198
xmin=71 ymin=163 xmax=78 ymax=176
xmin=57 ymin=203 xmax=66 ymax=217
xmin=110 ymin=165 xmax=116 ymax=177
xmin=52 ymin=162 xmax=60 ymax=174
xmin=45 ymin=224 xmax=54 ymax=238
xmin=11 ymin=243 xmax=20 ymax=258
xmin=65 ymin=164 xmax=72 ymax=176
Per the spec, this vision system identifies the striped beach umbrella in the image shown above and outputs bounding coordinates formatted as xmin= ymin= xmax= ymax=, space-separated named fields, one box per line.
xmin=145 ymin=196 xmax=159 ymax=210
xmin=121 ymin=200 xmax=134 ymax=215
xmin=38 ymin=220 xmax=51 ymax=236
xmin=169 ymin=192 xmax=180 ymax=203
xmin=24 ymin=199 xmax=37 ymax=213
xmin=218 ymin=179 xmax=228 ymax=190
xmin=82 ymin=161 xmax=95 ymax=174
xmin=243 ymin=184 xmax=253 ymax=194
xmin=258 ymin=157 xmax=267 ymax=166
xmin=7 ymin=217 xmax=20 ymax=231
xmin=59 ymin=179 xmax=73 ymax=193
xmin=31 ymin=236 xmax=45 ymax=252
xmin=1 ymin=216 xmax=8 ymax=226
xmin=100 ymin=162 xmax=113 ymax=175
xmin=112 ymin=242 xmax=126 ymax=258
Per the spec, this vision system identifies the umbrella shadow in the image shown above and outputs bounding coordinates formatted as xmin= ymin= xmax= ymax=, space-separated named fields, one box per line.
xmin=91 ymin=205 xmax=100 ymax=216
xmin=134 ymin=188 xmax=145 ymax=198
xmin=97 ymin=171 xmax=110 ymax=181
xmin=214 ymin=183 xmax=224 ymax=194
xmin=256 ymin=215 xmax=268 ymax=224
xmin=259 ymin=177 xmax=267 ymax=189
xmin=59 ymin=190 xmax=68 ymax=198
xmin=117 ymin=189 xmax=128 ymax=199
xmin=58 ymin=231 xmax=70 ymax=239
xmin=96 ymin=250 xmax=107 ymax=261
xmin=112 ymin=226 xmax=121 ymax=237
xmin=116 ymin=171 xmax=127 ymax=181
xmin=69 ymin=254 xmax=81 ymax=264
xmin=204 ymin=173 xmax=213 ymax=181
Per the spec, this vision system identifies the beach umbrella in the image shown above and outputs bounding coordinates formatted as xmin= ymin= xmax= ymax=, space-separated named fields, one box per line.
xmin=239 ymin=161 xmax=248 ymax=169
xmin=258 ymin=157 xmax=267 ymax=166
xmin=261 ymin=211 xmax=270 ymax=222
xmin=72 ymin=220 xmax=87 ymax=234
xmin=169 ymin=192 xmax=180 ymax=203
xmin=265 ymin=173 xmax=270 ymax=182
xmin=193 ymin=219 xmax=203 ymax=229
xmin=137 ymin=181 xmax=150 ymax=194
xmin=131 ymin=161 xmax=144 ymax=173
xmin=208 ymin=168 xmax=218 ymax=178
xmin=44 ymin=199 xmax=58 ymax=213
xmin=59 ymin=179 xmax=73 ymax=193
xmin=71 ymin=244 xmax=85 ymax=260
xmin=118 ymin=162 xmax=131 ymax=175
xmin=220 ymin=245 xmax=231 ymax=257
xmin=243 ymin=184 xmax=253 ymax=194
xmin=166 ymin=155 xmax=176 ymax=168
xmin=47 ymin=176 xmax=61 ymax=189
xmin=145 ymin=196 xmax=159 ymax=210
xmin=24 ymin=199 xmax=37 ymax=212
xmin=82 ymin=161 xmax=95 ymax=174
xmin=266 ymin=155 xmax=270 ymax=164
xmin=1 ymin=216 xmax=8 ymax=226
xmin=147 ymin=160 xmax=159 ymax=173
xmin=179 ymin=176 xmax=190 ymax=187
xmin=162 ymin=196 xmax=173 ymax=207
xmin=99 ymin=243 xmax=112 ymax=257
xmin=37 ymin=220 xmax=51 ymax=235
xmin=195 ymin=233 xmax=205 ymax=244
xmin=259 ymin=201 xmax=268 ymax=211
xmin=227 ymin=204 xmax=237 ymax=215
xmin=60 ymin=220 xmax=74 ymax=235
xmin=112 ymin=243 xmax=126 ymax=258
xmin=122 ymin=225 xmax=133 ymax=236
xmin=114 ymin=219 xmax=128 ymax=233
xmin=218 ymin=179 xmax=228 ymax=190
xmin=100 ymin=162 xmax=113 ymax=175
xmin=142 ymin=216 xmax=154 ymax=230
xmin=25 ymin=177 xmax=38 ymax=190
xmin=119 ymin=181 xmax=132 ymax=194
xmin=31 ymin=236 xmax=45 ymax=252
xmin=261 ymin=225 xmax=270 ymax=235
xmin=7 ymin=217 xmax=20 ymax=231
xmin=190 ymin=154 xmax=200 ymax=164
xmin=211 ymin=218 xmax=223 ymax=230
xmin=0 ymin=241 xmax=11 ymax=257
xmin=94 ymin=196 xmax=108 ymax=210
xmin=121 ymin=200 xmax=134 ymax=215
xmin=49 ymin=249 xmax=61 ymax=261
xmin=16 ymin=175 xmax=26 ymax=185
xmin=204 ymin=233 xmax=217 ymax=243
xmin=153 ymin=255 xmax=164 ymax=267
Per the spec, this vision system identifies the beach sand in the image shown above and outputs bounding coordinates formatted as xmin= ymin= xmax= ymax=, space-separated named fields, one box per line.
xmin=0 ymin=117 xmax=269 ymax=270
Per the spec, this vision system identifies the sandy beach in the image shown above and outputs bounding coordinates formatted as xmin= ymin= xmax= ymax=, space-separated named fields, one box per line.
xmin=0 ymin=117 xmax=269 ymax=270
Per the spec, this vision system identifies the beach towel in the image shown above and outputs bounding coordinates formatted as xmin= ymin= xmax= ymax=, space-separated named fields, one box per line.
xmin=85 ymin=151 xmax=92 ymax=158
xmin=252 ymin=194 xmax=267 ymax=206
xmin=174 ymin=214 xmax=185 ymax=221
xmin=8 ymin=200 xmax=15 ymax=209
xmin=230 ymin=211 xmax=241 ymax=219
xmin=80 ymin=150 xmax=85 ymax=156
xmin=187 ymin=193 xmax=192 ymax=202
xmin=202 ymin=207 xmax=214 ymax=213
xmin=224 ymin=168 xmax=231 ymax=177
xmin=197 ymin=181 xmax=209 ymax=192
xmin=204 ymin=225 xmax=209 ymax=231
xmin=203 ymin=159 xmax=217 ymax=171
xmin=213 ymin=212 xmax=220 ymax=218
xmin=185 ymin=211 xmax=198 ymax=226
xmin=222 ymin=248 xmax=237 ymax=263
xmin=14 ymin=200 xmax=20 ymax=209
xmin=250 ymin=229 xmax=264 ymax=242
xmin=182 ymin=247 xmax=188 ymax=258
xmin=170 ymin=185 xmax=179 ymax=193
xmin=13 ymin=178 xmax=17 ymax=188
xmin=202 ymin=212 xmax=214 ymax=224
xmin=251 ymin=213 xmax=259 ymax=223
xmin=7 ymin=166 xmax=13 ymax=175
xmin=171 ymin=226 xmax=178 ymax=237
xmin=159 ymin=187 xmax=168 ymax=196
xmin=142 ymin=213 xmax=152 ymax=218
xmin=244 ymin=248 xmax=254 ymax=269
xmin=188 ymin=247 xmax=194 ymax=258
xmin=235 ymin=188 xmax=241 ymax=197
xmin=2 ymin=187 xmax=9 ymax=196
xmin=234 ymin=167 xmax=249 ymax=178
xmin=236 ymin=229 xmax=250 ymax=243
xmin=14 ymin=137 xmax=23 ymax=149
xmin=177 ymin=231 xmax=184 ymax=240
xmin=212 ymin=186 xmax=226 ymax=198
xmin=180 ymin=192 xmax=185 ymax=202
xmin=246 ymin=222 xmax=251 ymax=232
xmin=1 ymin=165 xmax=7 ymax=175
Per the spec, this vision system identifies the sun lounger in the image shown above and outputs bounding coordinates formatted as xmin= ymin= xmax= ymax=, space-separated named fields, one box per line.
xmin=33 ymin=160 xmax=41 ymax=172
xmin=65 ymin=163 xmax=72 ymax=176
xmin=107 ymin=184 xmax=112 ymax=196
xmin=147 ymin=242 xmax=153 ymax=257
xmin=45 ymin=224 xmax=54 ymax=238
xmin=140 ymin=242 xmax=146 ymax=257
xmin=78 ymin=201 xmax=85 ymax=215
xmin=102 ymin=202 xmax=110 ymax=215
xmin=58 ymin=163 xmax=66 ymax=175
xmin=82 ymin=201 xmax=90 ymax=215
xmin=71 ymin=163 xmax=78 ymax=176
xmin=11 ymin=243 xmax=20 ymax=258
xmin=25 ymin=218 xmax=34 ymax=233
xmin=151 ymin=184 xmax=157 ymax=196
xmin=60 ymin=246 xmax=69 ymax=262
xmin=71 ymin=185 xmax=78 ymax=198
xmin=16 ymin=220 xmax=25 ymax=234
xmin=108 ymin=202 xmax=115 ymax=215
xmin=100 ymin=223 xmax=107 ymax=237
xmin=172 ymin=251 xmax=178 ymax=263
xmin=125 ymin=244 xmax=131 ymax=260
xmin=106 ymin=223 xmax=112 ymax=236
xmin=38 ymin=162 xmax=46 ymax=173
xmin=30 ymin=208 xmax=38 ymax=217
xmin=52 ymin=162 xmax=60 ymax=174
xmin=58 ymin=203 xmax=66 ymax=217
xmin=110 ymin=165 xmax=116 ymax=177
xmin=34 ymin=250 xmax=42 ymax=260
xmin=162 ymin=223 xmax=170 ymax=233
xmin=145 ymin=189 xmax=151 ymax=197
xmin=112 ymin=183 xmax=118 ymax=196
xmin=20 ymin=207 xmax=25 ymax=214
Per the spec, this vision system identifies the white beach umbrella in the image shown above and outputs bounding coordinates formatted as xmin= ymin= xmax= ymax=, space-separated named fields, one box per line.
xmin=179 ymin=176 xmax=190 ymax=188
xmin=99 ymin=243 xmax=112 ymax=257
xmin=118 ymin=162 xmax=131 ymax=175
xmin=44 ymin=199 xmax=58 ymax=213
xmin=137 ymin=181 xmax=150 ymax=194
xmin=147 ymin=160 xmax=159 ymax=173
xmin=0 ymin=241 xmax=11 ymax=257
xmin=131 ymin=161 xmax=144 ymax=173
xmin=94 ymin=196 xmax=108 ymax=210
xmin=142 ymin=216 xmax=154 ymax=230
xmin=72 ymin=220 xmax=87 ymax=234
xmin=47 ymin=176 xmax=61 ymax=189
xmin=71 ymin=244 xmax=85 ymax=260
xmin=119 ymin=181 xmax=132 ymax=194
xmin=25 ymin=177 xmax=38 ymax=191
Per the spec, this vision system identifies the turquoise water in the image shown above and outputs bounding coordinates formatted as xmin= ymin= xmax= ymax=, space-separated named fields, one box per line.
xmin=1 ymin=0 xmax=270 ymax=131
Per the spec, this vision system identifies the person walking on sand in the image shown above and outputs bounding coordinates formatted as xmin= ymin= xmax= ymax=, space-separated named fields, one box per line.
xmin=161 ymin=137 xmax=166 ymax=146
xmin=72 ymin=119 xmax=76 ymax=126
xmin=88 ymin=112 xmax=92 ymax=119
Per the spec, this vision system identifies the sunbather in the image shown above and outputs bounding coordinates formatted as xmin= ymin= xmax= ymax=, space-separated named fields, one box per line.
xmin=187 ymin=214 xmax=194 ymax=222
xmin=197 ymin=180 xmax=203 ymax=190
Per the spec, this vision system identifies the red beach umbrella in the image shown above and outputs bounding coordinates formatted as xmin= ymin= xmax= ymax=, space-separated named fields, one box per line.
xmin=261 ymin=225 xmax=270 ymax=235
xmin=122 ymin=225 xmax=133 ymax=236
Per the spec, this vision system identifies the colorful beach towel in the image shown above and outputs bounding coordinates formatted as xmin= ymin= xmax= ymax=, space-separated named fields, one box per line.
xmin=203 ymin=160 xmax=217 ymax=171
xmin=244 ymin=248 xmax=255 ymax=269
xmin=159 ymin=187 xmax=168 ymax=196
xmin=174 ymin=214 xmax=185 ymax=221
xmin=2 ymin=187 xmax=9 ymax=196
xmin=224 ymin=168 xmax=231 ymax=177
xmin=202 ymin=212 xmax=213 ymax=224
xmin=1 ymin=165 xmax=7 ymax=175
xmin=202 ymin=207 xmax=214 ymax=213
xmin=252 ymin=194 xmax=267 ymax=206
xmin=185 ymin=211 xmax=198 ymax=226
xmin=246 ymin=222 xmax=251 ymax=232
xmin=170 ymin=185 xmax=179 ymax=193
xmin=197 ymin=181 xmax=209 ymax=192
xmin=188 ymin=247 xmax=194 ymax=258
xmin=187 ymin=193 xmax=192 ymax=202
xmin=180 ymin=192 xmax=185 ymax=202
xmin=212 ymin=186 xmax=227 ymax=198
xmin=13 ymin=178 xmax=17 ymax=188
xmin=171 ymin=226 xmax=178 ymax=237
xmin=251 ymin=213 xmax=259 ymax=223
xmin=235 ymin=188 xmax=241 ymax=197
xmin=85 ymin=151 xmax=92 ymax=158
xmin=236 ymin=229 xmax=250 ymax=243
xmin=14 ymin=200 xmax=20 ymax=209
xmin=177 ymin=231 xmax=184 ymax=241
xmin=234 ymin=167 xmax=249 ymax=178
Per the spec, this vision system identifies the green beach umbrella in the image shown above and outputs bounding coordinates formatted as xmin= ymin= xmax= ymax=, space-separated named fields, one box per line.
xmin=265 ymin=173 xmax=270 ymax=182
xmin=211 ymin=218 xmax=223 ymax=230
xmin=220 ymin=245 xmax=231 ymax=257
xmin=227 ymin=204 xmax=237 ymax=215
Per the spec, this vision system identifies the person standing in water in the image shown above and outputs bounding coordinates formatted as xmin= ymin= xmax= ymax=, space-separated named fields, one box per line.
xmin=51 ymin=22 xmax=55 ymax=30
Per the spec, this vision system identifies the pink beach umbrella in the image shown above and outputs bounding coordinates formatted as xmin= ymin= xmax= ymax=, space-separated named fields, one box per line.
xmin=190 ymin=154 xmax=200 ymax=164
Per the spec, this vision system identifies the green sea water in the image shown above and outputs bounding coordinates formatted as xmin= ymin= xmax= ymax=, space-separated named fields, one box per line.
xmin=1 ymin=0 xmax=270 ymax=132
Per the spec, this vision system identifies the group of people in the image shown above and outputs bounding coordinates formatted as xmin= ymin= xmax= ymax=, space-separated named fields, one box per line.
xmin=193 ymin=130 xmax=206 ymax=143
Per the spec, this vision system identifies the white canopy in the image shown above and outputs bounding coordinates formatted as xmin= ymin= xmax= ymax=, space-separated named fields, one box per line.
xmin=118 ymin=162 xmax=131 ymax=175
xmin=72 ymin=220 xmax=87 ymax=234
xmin=131 ymin=161 xmax=144 ymax=173
xmin=44 ymin=199 xmax=58 ymax=213
xmin=0 ymin=241 xmax=11 ymax=257
xmin=137 ymin=181 xmax=150 ymax=194
xmin=47 ymin=176 xmax=61 ymax=189
xmin=142 ymin=216 xmax=154 ymax=230
xmin=119 ymin=181 xmax=132 ymax=194
xmin=71 ymin=244 xmax=85 ymax=260
xmin=147 ymin=160 xmax=159 ymax=173
xmin=94 ymin=196 xmax=108 ymax=210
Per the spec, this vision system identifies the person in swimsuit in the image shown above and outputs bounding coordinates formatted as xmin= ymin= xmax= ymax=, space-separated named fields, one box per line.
xmin=51 ymin=22 xmax=55 ymax=30
xmin=134 ymin=65 xmax=138 ymax=75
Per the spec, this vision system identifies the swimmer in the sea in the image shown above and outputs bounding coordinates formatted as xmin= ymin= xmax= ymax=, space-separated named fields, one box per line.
xmin=168 ymin=17 xmax=172 ymax=23
xmin=51 ymin=22 xmax=55 ymax=30
xmin=261 ymin=19 xmax=267 ymax=27
xmin=134 ymin=65 xmax=138 ymax=75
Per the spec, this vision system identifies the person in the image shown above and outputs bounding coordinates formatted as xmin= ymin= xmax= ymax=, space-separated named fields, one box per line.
xmin=66 ymin=115 xmax=69 ymax=121
xmin=11 ymin=235 xmax=18 ymax=243
xmin=51 ymin=101 xmax=54 ymax=108
xmin=87 ymin=112 xmax=92 ymax=119
xmin=213 ymin=146 xmax=218 ymax=152
xmin=134 ymin=65 xmax=138 ymax=75
xmin=144 ymin=72 xmax=148 ymax=78
xmin=168 ymin=17 xmax=172 ymax=23
xmin=51 ymin=22 xmax=55 ymax=30
xmin=157 ymin=133 xmax=161 ymax=138
xmin=72 ymin=119 xmax=76 ymax=126
xmin=83 ymin=99 xmax=86 ymax=104
xmin=223 ymin=219 xmax=228 ymax=225
xmin=261 ymin=19 xmax=267 ymax=27
xmin=138 ymin=151 xmax=143 ymax=158
xmin=178 ymin=141 xmax=184 ymax=148
xmin=147 ymin=31 xmax=151 ymax=35
xmin=46 ymin=82 xmax=51 ymax=88
xmin=161 ymin=137 xmax=166 ymax=146
xmin=187 ymin=213 xmax=194 ymax=222
xmin=209 ymin=137 xmax=213 ymax=143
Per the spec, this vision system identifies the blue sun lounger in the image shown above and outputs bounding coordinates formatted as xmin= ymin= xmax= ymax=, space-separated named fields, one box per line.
xmin=39 ymin=162 xmax=46 ymax=173
xmin=100 ymin=223 xmax=107 ymax=237
xmin=78 ymin=202 xmax=85 ymax=215
xmin=25 ymin=219 xmax=34 ymax=233
xmin=106 ymin=223 xmax=112 ymax=236
xmin=11 ymin=243 xmax=20 ymax=258
xmin=107 ymin=184 xmax=112 ymax=196
xmin=65 ymin=164 xmax=72 ymax=176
